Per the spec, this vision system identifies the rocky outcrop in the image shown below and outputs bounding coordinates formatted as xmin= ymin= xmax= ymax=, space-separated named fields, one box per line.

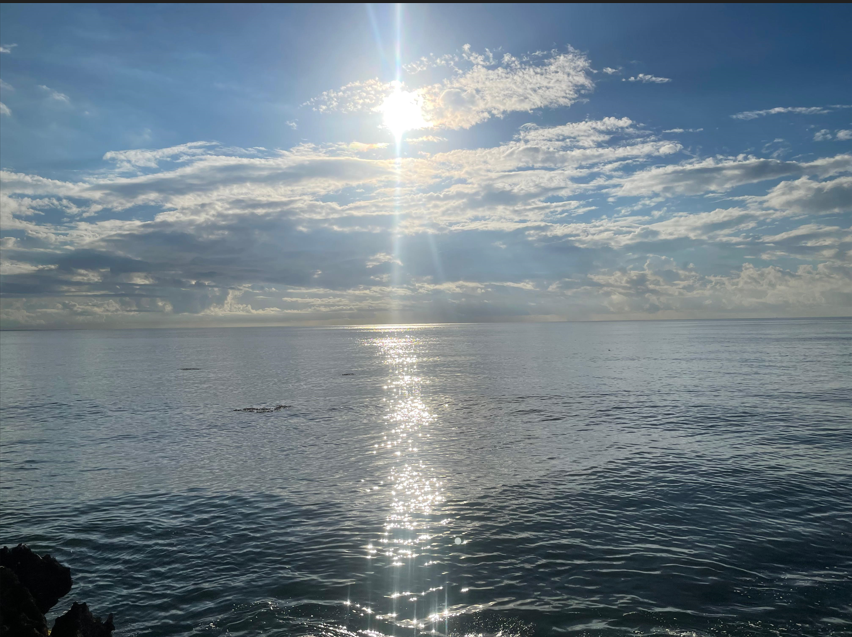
xmin=0 ymin=545 xmax=113 ymax=637
xmin=0 ymin=567 xmax=49 ymax=637
xmin=234 ymin=404 xmax=291 ymax=413
xmin=0 ymin=545 xmax=72 ymax=615
xmin=51 ymin=603 xmax=114 ymax=637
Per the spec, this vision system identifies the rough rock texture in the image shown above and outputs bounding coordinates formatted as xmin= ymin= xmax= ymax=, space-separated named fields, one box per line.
xmin=0 ymin=545 xmax=72 ymax=615
xmin=0 ymin=566 xmax=50 ymax=637
xmin=51 ymin=603 xmax=114 ymax=637
xmin=0 ymin=545 xmax=114 ymax=637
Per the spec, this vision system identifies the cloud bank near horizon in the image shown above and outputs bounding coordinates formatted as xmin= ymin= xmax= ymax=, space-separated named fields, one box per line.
xmin=1 ymin=40 xmax=851 ymax=328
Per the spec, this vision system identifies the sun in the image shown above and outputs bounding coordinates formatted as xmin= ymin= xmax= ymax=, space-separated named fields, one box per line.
xmin=379 ymin=89 xmax=429 ymax=140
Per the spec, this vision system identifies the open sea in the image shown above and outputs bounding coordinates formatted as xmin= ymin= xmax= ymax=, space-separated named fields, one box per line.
xmin=1 ymin=319 xmax=850 ymax=637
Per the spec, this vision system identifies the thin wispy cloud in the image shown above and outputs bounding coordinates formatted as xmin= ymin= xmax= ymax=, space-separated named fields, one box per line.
xmin=731 ymin=105 xmax=851 ymax=120
xmin=625 ymin=73 xmax=671 ymax=84
xmin=38 ymin=84 xmax=70 ymax=103
xmin=0 ymin=43 xmax=17 ymax=54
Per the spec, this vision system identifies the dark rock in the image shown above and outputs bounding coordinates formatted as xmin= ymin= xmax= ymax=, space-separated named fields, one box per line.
xmin=179 ymin=367 xmax=201 ymax=371
xmin=341 ymin=373 xmax=355 ymax=376
xmin=51 ymin=603 xmax=113 ymax=637
xmin=0 ymin=545 xmax=72 ymax=614
xmin=0 ymin=566 xmax=49 ymax=637
xmin=234 ymin=404 xmax=291 ymax=413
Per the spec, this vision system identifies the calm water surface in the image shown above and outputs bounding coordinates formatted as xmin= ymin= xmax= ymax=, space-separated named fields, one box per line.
xmin=1 ymin=320 xmax=851 ymax=636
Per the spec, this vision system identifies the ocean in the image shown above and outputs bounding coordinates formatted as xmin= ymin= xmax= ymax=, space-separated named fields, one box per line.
xmin=1 ymin=320 xmax=850 ymax=636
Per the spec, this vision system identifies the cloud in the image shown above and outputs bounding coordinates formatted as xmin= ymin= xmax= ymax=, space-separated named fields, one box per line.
xmin=0 ymin=79 xmax=13 ymax=92
xmin=759 ymin=175 xmax=852 ymax=215
xmin=517 ymin=116 xmax=636 ymax=146
xmin=2 ymin=105 xmax=851 ymax=327
xmin=583 ymin=260 xmax=852 ymax=317
xmin=0 ymin=102 xmax=10 ymax=116
xmin=366 ymin=252 xmax=402 ymax=268
xmin=663 ymin=128 xmax=703 ymax=133
xmin=731 ymin=105 xmax=852 ymax=120
xmin=0 ymin=44 xmax=17 ymax=54
xmin=306 ymin=45 xmax=594 ymax=131
xmin=816 ymin=128 xmax=852 ymax=141
xmin=102 ymin=141 xmax=220 ymax=171
xmin=304 ymin=78 xmax=392 ymax=114
xmin=407 ymin=135 xmax=447 ymax=144
xmin=38 ymin=85 xmax=70 ymax=103
xmin=625 ymin=74 xmax=671 ymax=84
xmin=286 ymin=120 xmax=298 ymax=130
xmin=617 ymin=154 xmax=852 ymax=198
xmin=601 ymin=67 xmax=621 ymax=75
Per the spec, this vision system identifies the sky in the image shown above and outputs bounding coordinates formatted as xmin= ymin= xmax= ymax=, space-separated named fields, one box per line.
xmin=0 ymin=4 xmax=851 ymax=329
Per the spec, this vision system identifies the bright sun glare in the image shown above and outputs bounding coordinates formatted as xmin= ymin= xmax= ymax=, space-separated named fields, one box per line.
xmin=379 ymin=89 xmax=429 ymax=139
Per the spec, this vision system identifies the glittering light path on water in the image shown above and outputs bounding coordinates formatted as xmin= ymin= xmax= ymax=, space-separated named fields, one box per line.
xmin=343 ymin=330 xmax=472 ymax=636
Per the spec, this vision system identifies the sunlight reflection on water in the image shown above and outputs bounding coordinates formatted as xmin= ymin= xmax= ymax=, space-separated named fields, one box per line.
xmin=343 ymin=329 xmax=472 ymax=636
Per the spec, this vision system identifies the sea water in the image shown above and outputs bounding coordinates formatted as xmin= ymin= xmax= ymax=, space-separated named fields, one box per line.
xmin=1 ymin=320 xmax=850 ymax=636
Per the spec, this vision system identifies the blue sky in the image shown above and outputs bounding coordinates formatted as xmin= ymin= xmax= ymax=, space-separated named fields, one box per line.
xmin=1 ymin=4 xmax=850 ymax=328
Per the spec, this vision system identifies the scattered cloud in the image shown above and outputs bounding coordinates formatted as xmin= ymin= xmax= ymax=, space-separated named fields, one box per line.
xmin=38 ymin=84 xmax=70 ymax=103
xmin=731 ymin=105 xmax=852 ymax=120
xmin=625 ymin=74 xmax=671 ymax=84
xmin=407 ymin=135 xmax=447 ymax=144
xmin=0 ymin=102 xmax=10 ymax=116
xmin=0 ymin=43 xmax=17 ymax=54
xmin=366 ymin=252 xmax=402 ymax=268
xmin=617 ymin=154 xmax=852 ymax=198
xmin=2 ymin=38 xmax=850 ymax=327
xmin=2 ymin=112 xmax=850 ymax=328
xmin=306 ymin=45 xmax=594 ymax=131
xmin=102 ymin=141 xmax=220 ymax=171
xmin=0 ymin=79 xmax=13 ymax=92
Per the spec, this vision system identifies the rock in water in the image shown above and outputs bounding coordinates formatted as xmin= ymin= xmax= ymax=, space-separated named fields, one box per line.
xmin=51 ymin=603 xmax=114 ymax=637
xmin=234 ymin=404 xmax=291 ymax=413
xmin=0 ymin=566 xmax=50 ymax=637
xmin=0 ymin=545 xmax=72 ymax=615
